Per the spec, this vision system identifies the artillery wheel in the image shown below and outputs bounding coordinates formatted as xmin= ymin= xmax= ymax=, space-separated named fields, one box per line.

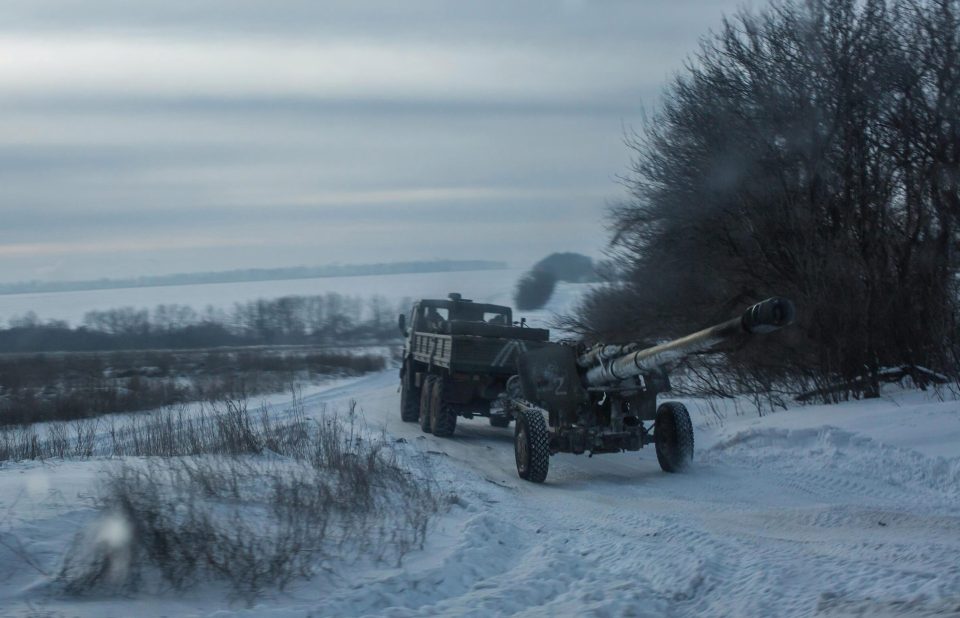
xmin=430 ymin=379 xmax=458 ymax=437
xmin=514 ymin=407 xmax=549 ymax=483
xmin=400 ymin=362 xmax=420 ymax=423
xmin=655 ymin=402 xmax=694 ymax=472
xmin=419 ymin=375 xmax=437 ymax=433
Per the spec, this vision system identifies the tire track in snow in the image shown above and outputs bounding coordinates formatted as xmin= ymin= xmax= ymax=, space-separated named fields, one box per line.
xmin=308 ymin=378 xmax=960 ymax=617
xmin=702 ymin=426 xmax=960 ymax=504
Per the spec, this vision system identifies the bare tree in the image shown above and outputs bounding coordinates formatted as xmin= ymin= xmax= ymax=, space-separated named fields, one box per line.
xmin=578 ymin=0 xmax=960 ymax=397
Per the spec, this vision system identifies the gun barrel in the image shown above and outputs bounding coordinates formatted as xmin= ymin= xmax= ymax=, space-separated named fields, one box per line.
xmin=584 ymin=297 xmax=795 ymax=385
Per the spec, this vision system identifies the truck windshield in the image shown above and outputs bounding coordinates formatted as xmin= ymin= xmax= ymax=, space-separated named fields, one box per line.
xmin=418 ymin=306 xmax=449 ymax=331
xmin=483 ymin=311 xmax=509 ymax=325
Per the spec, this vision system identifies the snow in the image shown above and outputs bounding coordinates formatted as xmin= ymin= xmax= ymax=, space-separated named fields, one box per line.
xmin=2 ymin=284 xmax=959 ymax=616
xmin=3 ymin=372 xmax=959 ymax=616
xmin=698 ymin=390 xmax=960 ymax=460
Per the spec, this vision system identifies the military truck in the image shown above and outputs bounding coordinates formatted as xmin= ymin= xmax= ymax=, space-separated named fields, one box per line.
xmin=397 ymin=293 xmax=550 ymax=436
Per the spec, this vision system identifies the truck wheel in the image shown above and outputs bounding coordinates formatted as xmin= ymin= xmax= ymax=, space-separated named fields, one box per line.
xmin=655 ymin=402 xmax=694 ymax=472
xmin=419 ymin=376 xmax=436 ymax=433
xmin=400 ymin=363 xmax=420 ymax=422
xmin=514 ymin=407 xmax=549 ymax=483
xmin=430 ymin=379 xmax=458 ymax=437
xmin=489 ymin=416 xmax=511 ymax=428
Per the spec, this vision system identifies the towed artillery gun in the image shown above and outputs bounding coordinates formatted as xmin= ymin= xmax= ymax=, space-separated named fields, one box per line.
xmin=398 ymin=293 xmax=794 ymax=483
xmin=506 ymin=297 xmax=795 ymax=482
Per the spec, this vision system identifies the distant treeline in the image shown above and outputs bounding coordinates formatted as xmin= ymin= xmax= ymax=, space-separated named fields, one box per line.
xmin=0 ymin=259 xmax=507 ymax=295
xmin=0 ymin=293 xmax=407 ymax=353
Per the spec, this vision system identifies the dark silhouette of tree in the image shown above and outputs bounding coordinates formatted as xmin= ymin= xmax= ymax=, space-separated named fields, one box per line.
xmin=576 ymin=0 xmax=960 ymax=398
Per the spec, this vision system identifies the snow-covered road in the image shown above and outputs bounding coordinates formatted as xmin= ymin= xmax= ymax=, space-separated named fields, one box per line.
xmin=294 ymin=371 xmax=960 ymax=617
xmin=2 ymin=368 xmax=959 ymax=617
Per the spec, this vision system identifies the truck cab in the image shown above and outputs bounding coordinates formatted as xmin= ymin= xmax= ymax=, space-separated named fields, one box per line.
xmin=402 ymin=293 xmax=512 ymax=337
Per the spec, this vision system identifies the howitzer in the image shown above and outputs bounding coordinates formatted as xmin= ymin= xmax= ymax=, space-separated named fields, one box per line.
xmin=506 ymin=297 xmax=796 ymax=483
xmin=582 ymin=297 xmax=795 ymax=385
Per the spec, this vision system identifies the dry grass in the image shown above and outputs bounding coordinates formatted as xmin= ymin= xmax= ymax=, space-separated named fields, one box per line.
xmin=30 ymin=393 xmax=443 ymax=601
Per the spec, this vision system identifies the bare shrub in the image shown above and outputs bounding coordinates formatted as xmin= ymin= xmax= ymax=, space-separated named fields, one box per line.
xmin=47 ymin=422 xmax=69 ymax=459
xmin=54 ymin=395 xmax=443 ymax=601
xmin=0 ymin=425 xmax=42 ymax=461
xmin=0 ymin=390 xmax=422 ymax=473
xmin=72 ymin=419 xmax=98 ymax=458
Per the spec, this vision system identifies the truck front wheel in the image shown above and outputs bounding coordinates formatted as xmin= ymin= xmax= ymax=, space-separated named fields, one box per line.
xmin=400 ymin=362 xmax=420 ymax=423
xmin=419 ymin=376 xmax=436 ymax=433
xmin=654 ymin=402 xmax=694 ymax=472
xmin=514 ymin=407 xmax=549 ymax=483
xmin=430 ymin=379 xmax=458 ymax=437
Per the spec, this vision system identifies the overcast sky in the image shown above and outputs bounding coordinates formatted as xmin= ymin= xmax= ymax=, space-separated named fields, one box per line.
xmin=0 ymin=0 xmax=747 ymax=284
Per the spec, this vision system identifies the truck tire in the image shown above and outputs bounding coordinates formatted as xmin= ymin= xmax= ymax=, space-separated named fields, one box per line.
xmin=655 ymin=402 xmax=694 ymax=472
xmin=419 ymin=376 xmax=436 ymax=433
xmin=400 ymin=363 xmax=420 ymax=423
xmin=514 ymin=407 xmax=549 ymax=483
xmin=430 ymin=379 xmax=458 ymax=437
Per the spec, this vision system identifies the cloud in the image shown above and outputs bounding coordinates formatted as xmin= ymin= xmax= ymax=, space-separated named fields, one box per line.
xmin=0 ymin=34 xmax=652 ymax=110
xmin=0 ymin=0 xmax=745 ymax=283
xmin=0 ymin=1 xmax=737 ymax=44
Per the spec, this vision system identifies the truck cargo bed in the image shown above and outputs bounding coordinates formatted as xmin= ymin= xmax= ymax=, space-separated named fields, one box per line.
xmin=410 ymin=331 xmax=550 ymax=374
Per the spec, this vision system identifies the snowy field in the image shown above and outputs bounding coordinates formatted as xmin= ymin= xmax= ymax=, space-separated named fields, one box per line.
xmin=2 ymin=372 xmax=959 ymax=616
xmin=0 ymin=268 xmax=559 ymax=327
xmin=2 ymin=284 xmax=959 ymax=616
